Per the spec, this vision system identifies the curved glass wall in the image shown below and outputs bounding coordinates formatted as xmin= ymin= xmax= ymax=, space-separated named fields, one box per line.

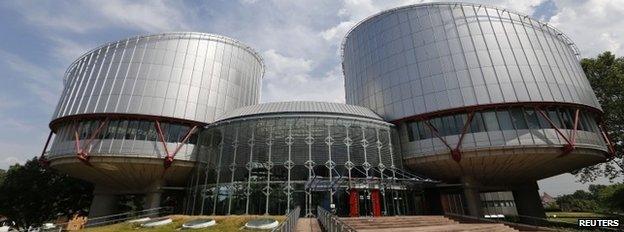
xmin=185 ymin=115 xmax=431 ymax=216
xmin=49 ymin=119 xmax=198 ymax=161
xmin=406 ymin=106 xmax=600 ymax=141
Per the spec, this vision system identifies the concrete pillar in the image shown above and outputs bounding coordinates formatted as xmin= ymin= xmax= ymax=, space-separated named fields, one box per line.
xmin=512 ymin=182 xmax=546 ymax=218
xmin=462 ymin=177 xmax=483 ymax=217
xmin=88 ymin=186 xmax=118 ymax=218
xmin=143 ymin=181 xmax=164 ymax=210
xmin=144 ymin=191 xmax=162 ymax=209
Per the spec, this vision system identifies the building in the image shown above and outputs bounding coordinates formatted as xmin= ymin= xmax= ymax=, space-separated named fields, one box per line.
xmin=43 ymin=32 xmax=264 ymax=217
xmin=41 ymin=2 xmax=613 ymax=219
xmin=183 ymin=101 xmax=433 ymax=217
xmin=341 ymin=2 xmax=612 ymax=218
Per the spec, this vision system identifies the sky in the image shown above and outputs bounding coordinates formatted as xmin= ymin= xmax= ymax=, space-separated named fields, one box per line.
xmin=0 ymin=0 xmax=623 ymax=196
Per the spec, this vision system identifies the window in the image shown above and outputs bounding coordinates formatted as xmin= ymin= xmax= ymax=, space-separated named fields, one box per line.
xmin=445 ymin=115 xmax=459 ymax=135
xmin=418 ymin=121 xmax=430 ymax=139
xmin=136 ymin=121 xmax=151 ymax=140
xmin=510 ymin=108 xmax=528 ymax=129
xmin=104 ymin=120 xmax=118 ymax=139
xmin=407 ymin=121 xmax=416 ymax=141
xmin=454 ymin=114 xmax=468 ymax=132
xmin=115 ymin=120 xmax=128 ymax=140
xmin=524 ymin=109 xmax=541 ymax=129
xmin=482 ymin=111 xmax=499 ymax=131
xmin=546 ymin=109 xmax=562 ymax=128
xmin=126 ymin=121 xmax=139 ymax=140
xmin=559 ymin=108 xmax=574 ymax=129
xmin=496 ymin=110 xmax=514 ymax=130
xmin=470 ymin=112 xmax=486 ymax=133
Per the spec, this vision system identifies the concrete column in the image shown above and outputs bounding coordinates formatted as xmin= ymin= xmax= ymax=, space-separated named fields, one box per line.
xmin=88 ymin=186 xmax=118 ymax=218
xmin=512 ymin=182 xmax=546 ymax=218
xmin=143 ymin=181 xmax=164 ymax=210
xmin=144 ymin=191 xmax=162 ymax=209
xmin=462 ymin=177 xmax=482 ymax=217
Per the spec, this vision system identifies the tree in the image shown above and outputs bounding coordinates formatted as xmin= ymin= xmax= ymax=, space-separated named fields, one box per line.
xmin=0 ymin=169 xmax=6 ymax=184
xmin=574 ymin=51 xmax=624 ymax=182
xmin=595 ymin=183 xmax=624 ymax=213
xmin=0 ymin=157 xmax=93 ymax=228
xmin=556 ymin=189 xmax=600 ymax=212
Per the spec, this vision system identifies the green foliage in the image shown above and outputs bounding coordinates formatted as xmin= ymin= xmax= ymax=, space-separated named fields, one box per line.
xmin=0 ymin=169 xmax=6 ymax=185
xmin=556 ymin=189 xmax=600 ymax=212
xmin=0 ymin=157 xmax=93 ymax=228
xmin=556 ymin=184 xmax=624 ymax=213
xmin=575 ymin=51 xmax=624 ymax=182
xmin=543 ymin=201 xmax=560 ymax=212
xmin=595 ymin=183 xmax=624 ymax=213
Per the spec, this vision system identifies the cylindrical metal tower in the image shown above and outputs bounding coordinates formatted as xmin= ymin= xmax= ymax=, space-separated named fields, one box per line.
xmin=43 ymin=32 xmax=264 ymax=216
xmin=342 ymin=2 xmax=613 ymax=217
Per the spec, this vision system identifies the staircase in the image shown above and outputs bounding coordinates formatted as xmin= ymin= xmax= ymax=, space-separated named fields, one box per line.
xmin=340 ymin=216 xmax=518 ymax=232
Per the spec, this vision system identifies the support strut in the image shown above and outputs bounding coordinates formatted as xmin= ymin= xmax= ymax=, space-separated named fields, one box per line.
xmin=422 ymin=112 xmax=474 ymax=162
xmin=73 ymin=118 xmax=109 ymax=166
xmin=535 ymin=108 xmax=579 ymax=156
xmin=38 ymin=130 xmax=54 ymax=167
xmin=154 ymin=120 xmax=198 ymax=170
xmin=598 ymin=123 xmax=616 ymax=159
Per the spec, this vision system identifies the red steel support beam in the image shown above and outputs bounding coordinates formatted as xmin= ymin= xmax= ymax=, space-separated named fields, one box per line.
xmin=422 ymin=120 xmax=453 ymax=151
xmin=38 ymin=130 xmax=54 ymax=167
xmin=154 ymin=120 xmax=198 ymax=169
xmin=422 ymin=112 xmax=475 ymax=162
xmin=598 ymin=123 xmax=617 ymax=159
xmin=73 ymin=118 xmax=109 ymax=165
xmin=154 ymin=121 xmax=171 ymax=156
xmin=165 ymin=125 xmax=198 ymax=169
xmin=452 ymin=112 xmax=475 ymax=162
xmin=535 ymin=108 xmax=577 ymax=156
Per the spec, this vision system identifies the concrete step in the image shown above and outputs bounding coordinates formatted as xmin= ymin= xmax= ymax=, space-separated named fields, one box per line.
xmin=338 ymin=216 xmax=518 ymax=232
xmin=357 ymin=223 xmax=518 ymax=232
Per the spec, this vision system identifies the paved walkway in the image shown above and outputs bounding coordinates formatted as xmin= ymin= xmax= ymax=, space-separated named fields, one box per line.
xmin=296 ymin=218 xmax=322 ymax=232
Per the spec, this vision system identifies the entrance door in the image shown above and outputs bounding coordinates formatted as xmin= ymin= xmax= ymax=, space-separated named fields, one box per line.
xmin=354 ymin=189 xmax=382 ymax=217
xmin=349 ymin=188 xmax=359 ymax=217
xmin=371 ymin=189 xmax=381 ymax=217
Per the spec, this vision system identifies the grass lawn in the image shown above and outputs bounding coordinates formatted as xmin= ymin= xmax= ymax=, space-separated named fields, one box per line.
xmin=546 ymin=212 xmax=610 ymax=224
xmin=82 ymin=215 xmax=285 ymax=232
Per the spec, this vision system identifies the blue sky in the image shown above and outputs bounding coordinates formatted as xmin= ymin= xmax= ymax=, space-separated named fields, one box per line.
xmin=0 ymin=0 xmax=622 ymax=196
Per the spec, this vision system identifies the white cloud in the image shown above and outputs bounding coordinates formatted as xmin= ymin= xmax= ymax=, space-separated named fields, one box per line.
xmin=548 ymin=0 xmax=624 ymax=56
xmin=6 ymin=0 xmax=192 ymax=34
xmin=0 ymin=50 xmax=63 ymax=107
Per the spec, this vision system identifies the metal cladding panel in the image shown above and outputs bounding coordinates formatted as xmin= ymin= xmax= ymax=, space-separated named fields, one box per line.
xmin=342 ymin=2 xmax=602 ymax=121
xmin=52 ymin=32 xmax=264 ymax=124
xmin=216 ymin=101 xmax=384 ymax=122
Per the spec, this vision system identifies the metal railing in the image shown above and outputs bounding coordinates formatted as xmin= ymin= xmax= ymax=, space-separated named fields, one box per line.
xmin=272 ymin=206 xmax=301 ymax=232
xmin=39 ymin=207 xmax=172 ymax=231
xmin=316 ymin=206 xmax=357 ymax=232
xmin=84 ymin=206 xmax=173 ymax=228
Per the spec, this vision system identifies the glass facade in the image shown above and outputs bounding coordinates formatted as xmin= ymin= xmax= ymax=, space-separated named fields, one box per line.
xmin=184 ymin=102 xmax=432 ymax=217
xmin=406 ymin=106 xmax=600 ymax=141
xmin=51 ymin=119 xmax=198 ymax=143
xmin=49 ymin=119 xmax=199 ymax=161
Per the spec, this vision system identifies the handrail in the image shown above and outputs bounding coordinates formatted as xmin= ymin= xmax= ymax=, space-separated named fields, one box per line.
xmin=85 ymin=206 xmax=173 ymax=227
xmin=316 ymin=206 xmax=357 ymax=232
xmin=45 ymin=207 xmax=173 ymax=231
xmin=272 ymin=206 xmax=301 ymax=232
